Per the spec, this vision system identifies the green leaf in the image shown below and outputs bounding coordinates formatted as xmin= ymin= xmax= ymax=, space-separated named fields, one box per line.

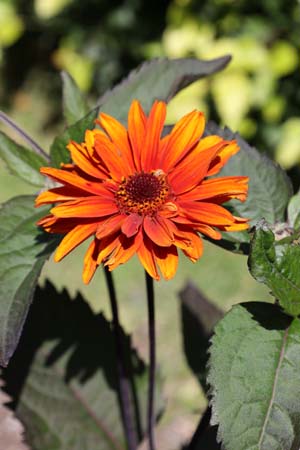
xmin=3 ymin=281 xmax=164 ymax=450
xmin=287 ymin=191 xmax=300 ymax=230
xmin=0 ymin=132 xmax=47 ymax=186
xmin=61 ymin=71 xmax=89 ymax=126
xmin=248 ymin=221 xmax=300 ymax=316
xmin=98 ymin=56 xmax=231 ymax=123
xmin=205 ymin=122 xmax=293 ymax=225
xmin=208 ymin=302 xmax=300 ymax=450
xmin=0 ymin=196 xmax=56 ymax=367
xmin=50 ymin=108 xmax=98 ymax=167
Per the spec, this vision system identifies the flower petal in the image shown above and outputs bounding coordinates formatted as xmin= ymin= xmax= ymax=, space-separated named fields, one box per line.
xmin=40 ymin=167 xmax=112 ymax=196
xmin=35 ymin=186 xmax=89 ymax=207
xmin=178 ymin=200 xmax=237 ymax=226
xmin=94 ymin=134 xmax=131 ymax=181
xmin=127 ymin=100 xmax=147 ymax=171
xmin=141 ymin=101 xmax=166 ymax=171
xmin=83 ymin=238 xmax=100 ymax=284
xmin=137 ymin=235 xmax=159 ymax=280
xmin=174 ymin=230 xmax=203 ymax=262
xmin=96 ymin=214 xmax=126 ymax=239
xmin=51 ymin=197 xmax=118 ymax=218
xmin=106 ymin=231 xmax=143 ymax=270
xmin=207 ymin=140 xmax=239 ymax=176
xmin=67 ymin=140 xmax=108 ymax=179
xmin=55 ymin=223 xmax=97 ymax=262
xmin=179 ymin=176 xmax=249 ymax=202
xmin=153 ymin=245 xmax=178 ymax=280
xmin=121 ymin=213 xmax=143 ymax=238
xmin=160 ymin=110 xmax=205 ymax=171
xmin=97 ymin=112 xmax=135 ymax=172
xmin=143 ymin=215 xmax=174 ymax=247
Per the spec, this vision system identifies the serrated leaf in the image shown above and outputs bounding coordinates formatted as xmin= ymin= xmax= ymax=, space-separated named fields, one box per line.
xmin=98 ymin=56 xmax=231 ymax=123
xmin=208 ymin=303 xmax=300 ymax=450
xmin=3 ymin=281 xmax=164 ymax=450
xmin=50 ymin=108 xmax=98 ymax=167
xmin=205 ymin=122 xmax=292 ymax=226
xmin=0 ymin=132 xmax=47 ymax=186
xmin=248 ymin=221 xmax=300 ymax=316
xmin=62 ymin=71 xmax=89 ymax=126
xmin=0 ymin=196 xmax=57 ymax=367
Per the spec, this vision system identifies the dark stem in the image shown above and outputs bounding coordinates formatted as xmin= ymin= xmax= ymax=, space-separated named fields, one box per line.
xmin=104 ymin=267 xmax=137 ymax=450
xmin=145 ymin=271 xmax=156 ymax=450
xmin=0 ymin=110 xmax=50 ymax=161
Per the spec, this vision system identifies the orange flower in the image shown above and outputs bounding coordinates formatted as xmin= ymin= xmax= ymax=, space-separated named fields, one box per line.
xmin=36 ymin=100 xmax=249 ymax=283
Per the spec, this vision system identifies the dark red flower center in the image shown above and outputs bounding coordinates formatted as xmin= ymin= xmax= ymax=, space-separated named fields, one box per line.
xmin=116 ymin=170 xmax=169 ymax=215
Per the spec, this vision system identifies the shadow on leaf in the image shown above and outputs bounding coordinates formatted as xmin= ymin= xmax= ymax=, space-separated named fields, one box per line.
xmin=2 ymin=280 xmax=157 ymax=449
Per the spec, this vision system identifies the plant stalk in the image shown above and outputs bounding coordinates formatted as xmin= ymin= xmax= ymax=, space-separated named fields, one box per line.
xmin=145 ymin=271 xmax=156 ymax=450
xmin=104 ymin=267 xmax=137 ymax=450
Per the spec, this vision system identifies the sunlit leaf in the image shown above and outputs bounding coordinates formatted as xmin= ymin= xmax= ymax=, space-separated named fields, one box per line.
xmin=0 ymin=196 xmax=56 ymax=367
xmin=248 ymin=221 xmax=300 ymax=317
xmin=208 ymin=303 xmax=300 ymax=450
xmin=0 ymin=132 xmax=47 ymax=187
xmin=61 ymin=71 xmax=89 ymax=126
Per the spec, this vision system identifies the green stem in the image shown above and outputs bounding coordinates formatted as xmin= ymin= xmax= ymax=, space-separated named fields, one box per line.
xmin=145 ymin=271 xmax=156 ymax=450
xmin=104 ymin=267 xmax=137 ymax=450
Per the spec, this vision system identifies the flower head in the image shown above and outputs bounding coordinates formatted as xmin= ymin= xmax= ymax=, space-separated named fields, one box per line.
xmin=36 ymin=100 xmax=248 ymax=283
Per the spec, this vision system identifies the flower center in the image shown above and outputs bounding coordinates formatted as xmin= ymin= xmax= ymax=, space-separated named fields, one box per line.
xmin=116 ymin=170 xmax=169 ymax=215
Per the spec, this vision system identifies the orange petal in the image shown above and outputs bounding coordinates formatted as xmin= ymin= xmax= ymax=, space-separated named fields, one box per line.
xmin=179 ymin=176 xmax=249 ymax=202
xmin=106 ymin=231 xmax=143 ymax=270
xmin=153 ymin=245 xmax=178 ymax=280
xmin=169 ymin=144 xmax=221 ymax=195
xmin=195 ymin=224 xmax=222 ymax=240
xmin=54 ymin=223 xmax=97 ymax=262
xmin=67 ymin=140 xmax=108 ymax=179
xmin=96 ymin=214 xmax=126 ymax=239
xmin=97 ymin=233 xmax=122 ymax=265
xmin=174 ymin=230 xmax=203 ymax=262
xmin=178 ymin=201 xmax=236 ymax=226
xmin=160 ymin=110 xmax=205 ymax=171
xmin=127 ymin=100 xmax=147 ymax=171
xmin=35 ymin=186 xmax=89 ymax=207
xmin=207 ymin=140 xmax=240 ymax=176
xmin=51 ymin=197 xmax=118 ymax=218
xmin=83 ymin=238 xmax=100 ymax=284
xmin=141 ymin=101 xmax=166 ymax=171
xmin=40 ymin=167 xmax=111 ymax=197
xmin=143 ymin=215 xmax=174 ymax=247
xmin=121 ymin=213 xmax=143 ymax=237
xmin=137 ymin=235 xmax=159 ymax=280
xmin=97 ymin=112 xmax=135 ymax=172
xmin=94 ymin=134 xmax=131 ymax=181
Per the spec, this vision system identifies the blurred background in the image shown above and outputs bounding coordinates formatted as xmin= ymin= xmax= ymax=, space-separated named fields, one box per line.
xmin=0 ymin=0 xmax=299 ymax=446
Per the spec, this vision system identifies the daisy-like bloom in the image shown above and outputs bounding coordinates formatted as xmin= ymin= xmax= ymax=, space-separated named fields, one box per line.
xmin=35 ymin=100 xmax=249 ymax=283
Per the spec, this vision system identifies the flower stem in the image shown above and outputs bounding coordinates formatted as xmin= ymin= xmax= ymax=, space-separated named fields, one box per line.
xmin=145 ymin=271 xmax=156 ymax=450
xmin=104 ymin=267 xmax=137 ymax=450
xmin=0 ymin=110 xmax=50 ymax=161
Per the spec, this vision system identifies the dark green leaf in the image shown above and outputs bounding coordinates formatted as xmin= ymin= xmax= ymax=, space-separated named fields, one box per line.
xmin=205 ymin=122 xmax=293 ymax=225
xmin=0 ymin=132 xmax=47 ymax=186
xmin=99 ymin=56 xmax=231 ymax=123
xmin=0 ymin=196 xmax=56 ymax=367
xmin=208 ymin=303 xmax=300 ymax=450
xmin=3 ymin=281 xmax=164 ymax=450
xmin=61 ymin=71 xmax=89 ymax=126
xmin=50 ymin=108 xmax=98 ymax=167
xmin=248 ymin=221 xmax=300 ymax=316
